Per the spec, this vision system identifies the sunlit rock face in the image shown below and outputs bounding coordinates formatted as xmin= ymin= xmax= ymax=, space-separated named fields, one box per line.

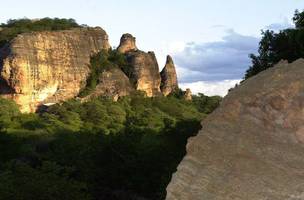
xmin=0 ymin=27 xmax=110 ymax=112
xmin=160 ymin=55 xmax=178 ymax=96
xmin=117 ymin=33 xmax=138 ymax=54
xmin=166 ymin=59 xmax=304 ymax=200
xmin=126 ymin=51 xmax=161 ymax=97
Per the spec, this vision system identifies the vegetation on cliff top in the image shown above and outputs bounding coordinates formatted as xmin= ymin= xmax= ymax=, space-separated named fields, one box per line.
xmin=0 ymin=18 xmax=82 ymax=48
xmin=245 ymin=9 xmax=304 ymax=79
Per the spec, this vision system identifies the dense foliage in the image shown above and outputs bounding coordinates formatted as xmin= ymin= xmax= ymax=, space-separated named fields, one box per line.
xmin=244 ymin=9 xmax=304 ymax=79
xmin=0 ymin=93 xmax=221 ymax=200
xmin=0 ymin=18 xmax=81 ymax=48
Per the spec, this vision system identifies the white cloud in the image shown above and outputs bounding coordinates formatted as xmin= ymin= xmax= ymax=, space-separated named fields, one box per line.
xmin=173 ymin=29 xmax=260 ymax=82
xmin=179 ymin=79 xmax=241 ymax=97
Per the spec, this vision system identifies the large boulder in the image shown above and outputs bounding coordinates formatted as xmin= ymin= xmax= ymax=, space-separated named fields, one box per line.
xmin=160 ymin=55 xmax=178 ymax=96
xmin=166 ymin=59 xmax=304 ymax=200
xmin=0 ymin=27 xmax=110 ymax=112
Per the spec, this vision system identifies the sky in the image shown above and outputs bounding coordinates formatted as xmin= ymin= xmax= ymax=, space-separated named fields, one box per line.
xmin=1 ymin=0 xmax=304 ymax=96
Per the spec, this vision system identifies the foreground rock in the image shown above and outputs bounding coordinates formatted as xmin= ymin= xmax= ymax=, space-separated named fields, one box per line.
xmin=166 ymin=59 xmax=304 ymax=200
xmin=0 ymin=27 xmax=110 ymax=112
xmin=160 ymin=55 xmax=178 ymax=96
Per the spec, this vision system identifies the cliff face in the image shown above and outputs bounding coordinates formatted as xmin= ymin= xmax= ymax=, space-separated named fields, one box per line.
xmin=0 ymin=28 xmax=110 ymax=112
xmin=0 ymin=29 xmax=179 ymax=112
xmin=126 ymin=51 xmax=161 ymax=97
xmin=166 ymin=59 xmax=304 ymax=200
xmin=160 ymin=55 xmax=178 ymax=96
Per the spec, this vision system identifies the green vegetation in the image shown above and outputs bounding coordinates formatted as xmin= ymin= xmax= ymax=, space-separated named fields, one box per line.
xmin=244 ymin=9 xmax=304 ymax=79
xmin=79 ymin=49 xmax=129 ymax=97
xmin=0 ymin=92 xmax=221 ymax=200
xmin=0 ymin=17 xmax=223 ymax=200
xmin=0 ymin=18 xmax=81 ymax=48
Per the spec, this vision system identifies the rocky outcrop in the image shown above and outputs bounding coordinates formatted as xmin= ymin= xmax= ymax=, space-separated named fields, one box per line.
xmin=160 ymin=55 xmax=178 ymax=96
xmin=166 ymin=59 xmax=304 ymax=200
xmin=81 ymin=67 xmax=134 ymax=102
xmin=0 ymin=27 xmax=110 ymax=112
xmin=116 ymin=33 xmax=161 ymax=97
xmin=184 ymin=88 xmax=192 ymax=101
xmin=117 ymin=33 xmax=138 ymax=54
xmin=125 ymin=51 xmax=161 ymax=97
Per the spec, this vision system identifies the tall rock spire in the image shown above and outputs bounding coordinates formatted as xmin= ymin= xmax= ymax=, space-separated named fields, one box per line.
xmin=160 ymin=55 xmax=178 ymax=96
xmin=117 ymin=33 xmax=138 ymax=53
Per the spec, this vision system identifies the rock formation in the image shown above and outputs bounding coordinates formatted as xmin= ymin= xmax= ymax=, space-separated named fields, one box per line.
xmin=125 ymin=51 xmax=161 ymax=97
xmin=81 ymin=67 xmax=134 ymax=102
xmin=0 ymin=27 xmax=110 ymax=112
xmin=0 ymin=29 xmax=179 ymax=112
xmin=166 ymin=59 xmax=304 ymax=199
xmin=117 ymin=33 xmax=138 ymax=53
xmin=184 ymin=88 xmax=192 ymax=101
xmin=160 ymin=55 xmax=178 ymax=96
xmin=116 ymin=33 xmax=161 ymax=97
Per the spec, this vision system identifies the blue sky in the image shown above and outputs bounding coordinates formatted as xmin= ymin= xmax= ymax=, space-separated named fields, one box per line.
xmin=1 ymin=0 xmax=304 ymax=96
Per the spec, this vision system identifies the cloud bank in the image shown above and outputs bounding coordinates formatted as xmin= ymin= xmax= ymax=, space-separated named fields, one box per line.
xmin=179 ymin=79 xmax=241 ymax=97
xmin=174 ymin=29 xmax=260 ymax=83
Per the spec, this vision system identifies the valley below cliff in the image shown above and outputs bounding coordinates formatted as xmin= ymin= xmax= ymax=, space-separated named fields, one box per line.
xmin=2 ymin=12 xmax=304 ymax=200
xmin=0 ymin=18 xmax=221 ymax=200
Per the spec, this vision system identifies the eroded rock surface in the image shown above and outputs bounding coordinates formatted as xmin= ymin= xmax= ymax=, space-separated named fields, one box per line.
xmin=166 ymin=59 xmax=304 ymax=200
xmin=160 ymin=55 xmax=178 ymax=96
xmin=126 ymin=51 xmax=161 ymax=97
xmin=0 ymin=27 xmax=110 ymax=112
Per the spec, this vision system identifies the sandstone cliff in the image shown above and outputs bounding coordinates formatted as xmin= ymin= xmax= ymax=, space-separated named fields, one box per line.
xmin=166 ymin=59 xmax=304 ymax=200
xmin=160 ymin=55 xmax=178 ymax=96
xmin=0 ymin=27 xmax=110 ymax=112
xmin=117 ymin=33 xmax=162 ymax=97
xmin=0 ymin=29 xmax=180 ymax=112
xmin=126 ymin=51 xmax=161 ymax=97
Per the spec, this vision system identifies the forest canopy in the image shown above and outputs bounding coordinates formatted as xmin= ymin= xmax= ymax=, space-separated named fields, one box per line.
xmin=0 ymin=93 xmax=221 ymax=200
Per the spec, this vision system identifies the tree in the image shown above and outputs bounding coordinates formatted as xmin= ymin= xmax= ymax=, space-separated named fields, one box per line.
xmin=293 ymin=9 xmax=304 ymax=28
xmin=244 ymin=9 xmax=304 ymax=79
